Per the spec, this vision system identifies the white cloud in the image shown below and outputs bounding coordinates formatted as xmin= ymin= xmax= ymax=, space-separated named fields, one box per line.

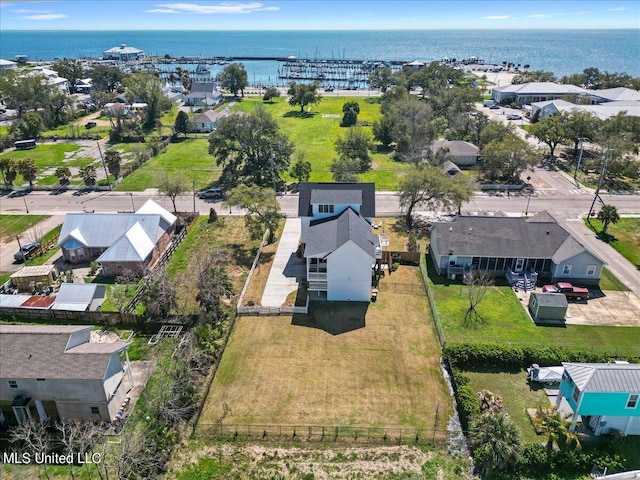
xmin=482 ymin=15 xmax=509 ymax=20
xmin=524 ymin=14 xmax=551 ymax=19
xmin=607 ymin=6 xmax=627 ymax=11
xmin=24 ymin=13 xmax=67 ymax=20
xmin=11 ymin=8 xmax=53 ymax=14
xmin=148 ymin=2 xmax=279 ymax=14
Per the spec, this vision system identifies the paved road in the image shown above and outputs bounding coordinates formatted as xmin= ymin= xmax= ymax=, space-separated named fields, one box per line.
xmin=2 ymin=174 xmax=639 ymax=294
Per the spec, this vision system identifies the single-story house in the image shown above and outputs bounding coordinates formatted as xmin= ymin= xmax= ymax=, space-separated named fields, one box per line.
xmin=0 ymin=325 xmax=132 ymax=425
xmin=189 ymin=81 xmax=217 ymax=94
xmin=0 ymin=58 xmax=17 ymax=71
xmin=557 ymin=362 xmax=640 ymax=436
xmin=51 ymin=283 xmax=106 ymax=312
xmin=103 ymin=44 xmax=145 ymax=61
xmin=491 ymin=82 xmax=588 ymax=105
xmin=57 ymin=199 xmax=176 ymax=276
xmin=528 ymin=292 xmax=568 ymax=322
xmin=9 ymin=265 xmax=58 ymax=292
xmin=298 ymin=182 xmax=381 ymax=302
xmin=430 ymin=139 xmax=479 ymax=167
xmin=191 ymin=110 xmax=224 ymax=133
xmin=429 ymin=211 xmax=606 ymax=288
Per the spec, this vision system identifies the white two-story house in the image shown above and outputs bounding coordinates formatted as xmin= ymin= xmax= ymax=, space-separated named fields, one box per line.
xmin=298 ymin=183 xmax=381 ymax=302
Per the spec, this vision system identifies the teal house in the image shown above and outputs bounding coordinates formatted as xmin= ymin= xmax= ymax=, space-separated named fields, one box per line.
xmin=557 ymin=363 xmax=640 ymax=436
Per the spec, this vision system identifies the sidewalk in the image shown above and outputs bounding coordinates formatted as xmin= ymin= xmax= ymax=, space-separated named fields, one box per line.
xmin=261 ymin=218 xmax=305 ymax=307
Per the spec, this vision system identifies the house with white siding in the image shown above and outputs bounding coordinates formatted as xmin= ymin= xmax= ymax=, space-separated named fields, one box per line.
xmin=298 ymin=183 xmax=381 ymax=302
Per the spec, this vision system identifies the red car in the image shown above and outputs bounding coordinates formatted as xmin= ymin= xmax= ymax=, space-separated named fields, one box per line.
xmin=542 ymin=282 xmax=589 ymax=301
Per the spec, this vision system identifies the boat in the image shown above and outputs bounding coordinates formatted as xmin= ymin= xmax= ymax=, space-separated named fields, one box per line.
xmin=527 ymin=364 xmax=564 ymax=385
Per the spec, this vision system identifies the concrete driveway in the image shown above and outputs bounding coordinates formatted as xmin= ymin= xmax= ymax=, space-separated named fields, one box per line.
xmin=565 ymin=290 xmax=640 ymax=327
xmin=261 ymin=218 xmax=306 ymax=307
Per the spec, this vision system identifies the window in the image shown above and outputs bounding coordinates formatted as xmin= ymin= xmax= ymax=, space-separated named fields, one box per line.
xmin=572 ymin=386 xmax=580 ymax=403
xmin=318 ymin=204 xmax=334 ymax=214
xmin=586 ymin=264 xmax=597 ymax=276
xmin=627 ymin=394 xmax=639 ymax=409
xmin=8 ymin=380 xmax=18 ymax=389
xmin=90 ymin=407 xmax=100 ymax=415
xmin=562 ymin=264 xmax=572 ymax=275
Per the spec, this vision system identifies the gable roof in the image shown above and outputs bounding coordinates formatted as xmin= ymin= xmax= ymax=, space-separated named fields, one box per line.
xmin=0 ymin=325 xmax=129 ymax=380
xmin=298 ymin=182 xmax=375 ymax=217
xmin=193 ymin=110 xmax=224 ymax=123
xmin=189 ymin=82 xmax=216 ymax=93
xmin=493 ymin=82 xmax=587 ymax=95
xmin=52 ymin=283 xmax=105 ymax=311
xmin=305 ymin=207 xmax=378 ymax=258
xmin=431 ymin=139 xmax=479 ymax=157
xmin=97 ymin=221 xmax=155 ymax=262
xmin=430 ymin=212 xmax=604 ymax=263
xmin=134 ymin=199 xmax=177 ymax=229
xmin=563 ymin=362 xmax=640 ymax=393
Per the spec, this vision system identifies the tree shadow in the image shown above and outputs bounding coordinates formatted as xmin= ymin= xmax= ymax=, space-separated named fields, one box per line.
xmin=596 ymin=232 xmax=617 ymax=243
xmin=292 ymin=301 xmax=367 ymax=335
xmin=283 ymin=110 xmax=316 ymax=119
xmin=375 ymin=144 xmax=394 ymax=154
xmin=230 ymin=244 xmax=255 ymax=269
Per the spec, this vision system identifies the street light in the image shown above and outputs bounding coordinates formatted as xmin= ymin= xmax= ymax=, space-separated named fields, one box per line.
xmin=129 ymin=193 xmax=135 ymax=211
xmin=22 ymin=194 xmax=29 ymax=214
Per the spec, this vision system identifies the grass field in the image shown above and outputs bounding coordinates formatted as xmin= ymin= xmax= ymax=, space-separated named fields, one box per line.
xmin=0 ymin=214 xmax=49 ymax=242
xmin=425 ymin=259 xmax=640 ymax=355
xmin=232 ymin=96 xmax=410 ymax=190
xmin=115 ymin=138 xmax=222 ymax=191
xmin=166 ymin=215 xmax=261 ymax=313
xmin=199 ymin=265 xmax=452 ymax=431
xmin=585 ymin=217 xmax=640 ymax=269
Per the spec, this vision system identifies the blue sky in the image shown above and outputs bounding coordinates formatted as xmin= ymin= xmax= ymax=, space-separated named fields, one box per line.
xmin=1 ymin=1 xmax=638 ymax=30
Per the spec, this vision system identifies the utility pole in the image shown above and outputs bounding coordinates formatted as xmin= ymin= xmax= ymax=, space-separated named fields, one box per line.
xmin=96 ymin=141 xmax=112 ymax=191
xmin=270 ymin=151 xmax=277 ymax=199
xmin=587 ymin=146 xmax=610 ymax=224
xmin=192 ymin=180 xmax=196 ymax=217
xmin=573 ymin=137 xmax=589 ymax=186
xmin=16 ymin=236 xmax=26 ymax=265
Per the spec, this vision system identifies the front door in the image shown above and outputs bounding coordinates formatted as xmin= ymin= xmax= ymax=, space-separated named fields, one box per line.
xmin=514 ymin=258 xmax=525 ymax=272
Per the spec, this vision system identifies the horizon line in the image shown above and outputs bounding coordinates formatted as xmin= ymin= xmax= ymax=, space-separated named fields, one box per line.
xmin=2 ymin=27 xmax=638 ymax=32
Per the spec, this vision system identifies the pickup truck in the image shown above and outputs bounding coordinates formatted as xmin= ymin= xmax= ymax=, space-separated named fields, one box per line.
xmin=542 ymin=282 xmax=589 ymax=301
xmin=14 ymin=242 xmax=40 ymax=262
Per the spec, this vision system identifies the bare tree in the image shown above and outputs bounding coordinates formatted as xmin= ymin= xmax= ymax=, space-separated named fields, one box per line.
xmin=463 ymin=270 xmax=494 ymax=328
xmin=195 ymin=252 xmax=233 ymax=321
xmin=140 ymin=267 xmax=178 ymax=321
xmin=9 ymin=421 xmax=54 ymax=480
xmin=157 ymin=173 xmax=187 ymax=212
xmin=112 ymin=425 xmax=166 ymax=480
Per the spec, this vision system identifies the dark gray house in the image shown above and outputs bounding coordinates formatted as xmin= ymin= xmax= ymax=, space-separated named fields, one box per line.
xmin=429 ymin=212 xmax=605 ymax=288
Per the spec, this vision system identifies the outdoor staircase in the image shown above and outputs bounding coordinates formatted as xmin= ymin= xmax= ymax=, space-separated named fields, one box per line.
xmin=507 ymin=269 xmax=538 ymax=292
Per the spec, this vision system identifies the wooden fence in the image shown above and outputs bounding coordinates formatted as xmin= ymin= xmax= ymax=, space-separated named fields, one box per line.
xmin=419 ymin=251 xmax=447 ymax=349
xmin=236 ymin=295 xmax=309 ymax=316
xmin=0 ymin=307 xmax=139 ymax=325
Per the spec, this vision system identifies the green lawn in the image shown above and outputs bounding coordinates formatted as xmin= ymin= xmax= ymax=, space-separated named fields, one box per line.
xmin=425 ymin=259 xmax=640 ymax=355
xmin=0 ymin=214 xmax=49 ymax=242
xmin=465 ymin=369 xmax=549 ymax=444
xmin=115 ymin=138 xmax=221 ymax=191
xmin=232 ymin=96 xmax=410 ymax=190
xmin=585 ymin=218 xmax=640 ymax=269
xmin=0 ymin=143 xmax=84 ymax=186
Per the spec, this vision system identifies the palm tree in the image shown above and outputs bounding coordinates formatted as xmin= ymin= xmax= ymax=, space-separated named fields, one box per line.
xmin=469 ymin=412 xmax=521 ymax=477
xmin=597 ymin=204 xmax=620 ymax=236
xmin=534 ymin=406 xmax=584 ymax=452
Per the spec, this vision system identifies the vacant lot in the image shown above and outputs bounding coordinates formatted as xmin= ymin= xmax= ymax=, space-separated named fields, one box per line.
xmin=233 ymin=96 xmax=409 ymax=190
xmin=199 ymin=266 xmax=451 ymax=432
xmin=426 ymin=259 xmax=640 ymax=356
xmin=586 ymin=217 xmax=640 ymax=269
xmin=115 ymin=138 xmax=222 ymax=191
xmin=0 ymin=214 xmax=49 ymax=242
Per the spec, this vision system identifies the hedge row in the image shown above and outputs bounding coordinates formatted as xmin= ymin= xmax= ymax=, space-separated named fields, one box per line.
xmin=456 ymin=385 xmax=481 ymax=431
xmin=444 ymin=343 xmax=638 ymax=370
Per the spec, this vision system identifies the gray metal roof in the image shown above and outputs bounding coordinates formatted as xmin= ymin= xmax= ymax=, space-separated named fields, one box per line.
xmin=431 ymin=139 xmax=479 ymax=157
xmin=563 ymin=363 xmax=640 ymax=393
xmin=52 ymin=283 xmax=105 ymax=311
xmin=0 ymin=325 xmax=129 ymax=380
xmin=305 ymin=207 xmax=378 ymax=258
xmin=430 ymin=212 xmax=603 ymax=263
xmin=531 ymin=292 xmax=568 ymax=307
xmin=310 ymin=188 xmax=362 ymax=206
xmin=298 ymin=182 xmax=375 ymax=217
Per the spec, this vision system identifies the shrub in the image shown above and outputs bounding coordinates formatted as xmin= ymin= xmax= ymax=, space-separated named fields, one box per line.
xmin=89 ymin=261 xmax=98 ymax=275
xmin=208 ymin=207 xmax=218 ymax=224
xmin=456 ymin=385 xmax=481 ymax=431
xmin=444 ymin=343 xmax=615 ymax=370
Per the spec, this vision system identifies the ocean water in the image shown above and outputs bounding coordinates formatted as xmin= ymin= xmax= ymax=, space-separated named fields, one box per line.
xmin=1 ymin=29 xmax=638 ymax=81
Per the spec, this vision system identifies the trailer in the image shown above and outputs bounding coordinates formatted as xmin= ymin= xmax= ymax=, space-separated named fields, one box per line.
xmin=527 ymin=364 xmax=564 ymax=385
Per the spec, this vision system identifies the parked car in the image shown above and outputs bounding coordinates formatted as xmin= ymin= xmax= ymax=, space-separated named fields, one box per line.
xmin=489 ymin=104 xmax=500 ymax=110
xmin=542 ymin=282 xmax=589 ymax=301
xmin=85 ymin=121 xmax=97 ymax=129
xmin=197 ymin=187 xmax=226 ymax=199
xmin=14 ymin=242 xmax=40 ymax=262
xmin=506 ymin=114 xmax=522 ymax=120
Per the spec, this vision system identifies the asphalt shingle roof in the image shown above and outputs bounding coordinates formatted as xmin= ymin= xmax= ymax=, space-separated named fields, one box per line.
xmin=298 ymin=182 xmax=375 ymax=217
xmin=0 ymin=325 xmax=129 ymax=380
xmin=305 ymin=207 xmax=378 ymax=258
